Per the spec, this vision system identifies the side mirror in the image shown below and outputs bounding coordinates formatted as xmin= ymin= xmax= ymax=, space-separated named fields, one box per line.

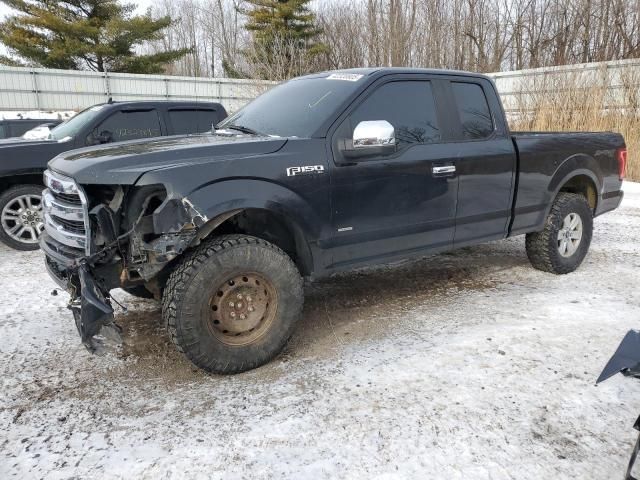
xmin=341 ymin=120 xmax=397 ymax=160
xmin=87 ymin=130 xmax=113 ymax=146
xmin=97 ymin=130 xmax=113 ymax=144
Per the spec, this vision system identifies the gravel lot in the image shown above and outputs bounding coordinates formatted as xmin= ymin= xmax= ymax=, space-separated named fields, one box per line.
xmin=2 ymin=182 xmax=640 ymax=480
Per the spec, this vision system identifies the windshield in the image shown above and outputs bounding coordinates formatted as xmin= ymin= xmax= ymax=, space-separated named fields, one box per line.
xmin=49 ymin=105 xmax=106 ymax=141
xmin=217 ymin=75 xmax=363 ymax=138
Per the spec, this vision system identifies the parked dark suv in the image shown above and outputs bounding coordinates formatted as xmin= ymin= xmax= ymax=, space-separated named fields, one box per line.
xmin=0 ymin=101 xmax=227 ymax=250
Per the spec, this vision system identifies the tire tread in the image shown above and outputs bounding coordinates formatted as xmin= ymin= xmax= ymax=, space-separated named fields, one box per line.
xmin=161 ymin=234 xmax=303 ymax=374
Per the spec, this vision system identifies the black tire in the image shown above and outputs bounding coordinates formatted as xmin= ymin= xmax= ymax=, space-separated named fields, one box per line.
xmin=123 ymin=285 xmax=156 ymax=299
xmin=525 ymin=192 xmax=593 ymax=274
xmin=162 ymin=234 xmax=304 ymax=374
xmin=0 ymin=184 xmax=44 ymax=251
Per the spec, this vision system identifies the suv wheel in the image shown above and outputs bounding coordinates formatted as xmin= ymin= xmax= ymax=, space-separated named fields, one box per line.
xmin=525 ymin=192 xmax=593 ymax=274
xmin=162 ymin=234 xmax=303 ymax=374
xmin=0 ymin=185 xmax=45 ymax=251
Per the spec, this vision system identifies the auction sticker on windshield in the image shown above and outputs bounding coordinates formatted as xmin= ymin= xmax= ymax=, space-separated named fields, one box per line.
xmin=327 ymin=73 xmax=364 ymax=82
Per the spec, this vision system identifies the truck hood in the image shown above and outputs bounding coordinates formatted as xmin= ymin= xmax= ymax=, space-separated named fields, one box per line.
xmin=0 ymin=138 xmax=71 ymax=177
xmin=0 ymin=137 xmax=60 ymax=147
xmin=48 ymin=134 xmax=289 ymax=185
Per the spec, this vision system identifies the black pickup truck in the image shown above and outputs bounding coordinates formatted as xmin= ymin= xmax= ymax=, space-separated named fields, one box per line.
xmin=40 ymin=68 xmax=626 ymax=374
xmin=0 ymin=100 xmax=227 ymax=250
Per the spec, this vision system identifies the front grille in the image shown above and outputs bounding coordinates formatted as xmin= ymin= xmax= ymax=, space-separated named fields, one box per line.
xmin=51 ymin=215 xmax=85 ymax=234
xmin=51 ymin=191 xmax=82 ymax=205
xmin=43 ymin=170 xmax=89 ymax=255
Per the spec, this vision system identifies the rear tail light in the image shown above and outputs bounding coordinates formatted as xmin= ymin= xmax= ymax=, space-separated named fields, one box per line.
xmin=617 ymin=147 xmax=627 ymax=181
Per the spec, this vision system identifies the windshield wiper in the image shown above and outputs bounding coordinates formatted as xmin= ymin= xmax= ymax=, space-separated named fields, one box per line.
xmin=222 ymin=124 xmax=263 ymax=136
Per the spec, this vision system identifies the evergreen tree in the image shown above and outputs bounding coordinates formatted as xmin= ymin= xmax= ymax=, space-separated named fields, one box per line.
xmin=0 ymin=1 xmax=189 ymax=73
xmin=240 ymin=0 xmax=327 ymax=79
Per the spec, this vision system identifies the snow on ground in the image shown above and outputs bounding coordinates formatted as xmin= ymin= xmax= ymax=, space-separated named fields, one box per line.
xmin=0 ymin=110 xmax=76 ymax=121
xmin=1 ymin=184 xmax=640 ymax=480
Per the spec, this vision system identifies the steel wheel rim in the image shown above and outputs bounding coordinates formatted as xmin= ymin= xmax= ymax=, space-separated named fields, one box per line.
xmin=207 ymin=272 xmax=278 ymax=346
xmin=557 ymin=212 xmax=583 ymax=257
xmin=1 ymin=194 xmax=44 ymax=244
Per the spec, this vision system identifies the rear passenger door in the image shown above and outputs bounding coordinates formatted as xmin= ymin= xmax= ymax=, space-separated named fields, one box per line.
xmin=446 ymin=79 xmax=517 ymax=247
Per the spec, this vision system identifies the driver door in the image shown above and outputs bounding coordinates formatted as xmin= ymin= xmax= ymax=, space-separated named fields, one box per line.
xmin=328 ymin=78 xmax=459 ymax=269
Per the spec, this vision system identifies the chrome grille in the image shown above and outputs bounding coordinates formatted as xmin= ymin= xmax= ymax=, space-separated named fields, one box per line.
xmin=43 ymin=170 xmax=90 ymax=255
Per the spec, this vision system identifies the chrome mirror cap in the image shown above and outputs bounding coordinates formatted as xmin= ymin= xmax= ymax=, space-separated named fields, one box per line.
xmin=353 ymin=120 xmax=396 ymax=148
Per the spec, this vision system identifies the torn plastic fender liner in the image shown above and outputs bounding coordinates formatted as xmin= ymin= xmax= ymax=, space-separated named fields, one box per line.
xmin=69 ymin=264 xmax=122 ymax=354
xmin=152 ymin=196 xmax=209 ymax=233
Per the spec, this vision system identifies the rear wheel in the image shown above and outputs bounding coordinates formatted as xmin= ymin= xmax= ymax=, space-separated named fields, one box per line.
xmin=162 ymin=234 xmax=303 ymax=374
xmin=525 ymin=192 xmax=593 ymax=274
xmin=0 ymin=185 xmax=44 ymax=251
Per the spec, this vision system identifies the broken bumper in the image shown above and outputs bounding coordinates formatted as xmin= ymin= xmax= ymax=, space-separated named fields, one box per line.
xmin=41 ymin=233 xmax=121 ymax=353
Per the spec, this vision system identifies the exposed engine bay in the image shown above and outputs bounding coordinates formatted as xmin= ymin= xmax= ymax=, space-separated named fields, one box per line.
xmin=40 ymin=170 xmax=217 ymax=352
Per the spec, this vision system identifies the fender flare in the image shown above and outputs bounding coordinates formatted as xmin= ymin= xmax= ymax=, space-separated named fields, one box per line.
xmin=183 ymin=179 xmax=323 ymax=274
xmin=544 ymin=154 xmax=602 ymax=218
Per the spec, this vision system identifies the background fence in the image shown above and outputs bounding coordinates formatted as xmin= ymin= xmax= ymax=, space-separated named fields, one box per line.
xmin=1 ymin=58 xmax=639 ymax=115
xmin=0 ymin=66 xmax=275 ymax=114
xmin=490 ymin=58 xmax=640 ymax=115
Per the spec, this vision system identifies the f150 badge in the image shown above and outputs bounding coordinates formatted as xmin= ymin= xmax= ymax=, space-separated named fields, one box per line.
xmin=286 ymin=165 xmax=325 ymax=177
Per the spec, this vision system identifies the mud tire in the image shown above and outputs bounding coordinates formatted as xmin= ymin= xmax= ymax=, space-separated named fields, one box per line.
xmin=526 ymin=192 xmax=593 ymax=275
xmin=162 ymin=234 xmax=303 ymax=374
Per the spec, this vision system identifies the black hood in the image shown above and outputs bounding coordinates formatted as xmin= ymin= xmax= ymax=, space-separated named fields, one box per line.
xmin=48 ymin=134 xmax=289 ymax=185
xmin=0 ymin=138 xmax=71 ymax=177
xmin=0 ymin=137 xmax=58 ymax=147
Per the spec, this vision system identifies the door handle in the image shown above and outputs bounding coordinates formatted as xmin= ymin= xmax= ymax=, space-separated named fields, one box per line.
xmin=432 ymin=165 xmax=456 ymax=175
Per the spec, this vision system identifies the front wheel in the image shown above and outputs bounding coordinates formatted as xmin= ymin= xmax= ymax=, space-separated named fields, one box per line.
xmin=0 ymin=185 xmax=44 ymax=251
xmin=526 ymin=192 xmax=593 ymax=274
xmin=162 ymin=235 xmax=304 ymax=374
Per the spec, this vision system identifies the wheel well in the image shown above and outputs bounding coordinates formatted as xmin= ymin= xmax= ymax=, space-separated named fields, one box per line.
xmin=200 ymin=209 xmax=313 ymax=276
xmin=0 ymin=174 xmax=43 ymax=194
xmin=558 ymin=175 xmax=597 ymax=211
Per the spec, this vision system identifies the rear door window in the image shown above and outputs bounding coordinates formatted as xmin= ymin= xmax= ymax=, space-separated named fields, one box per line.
xmin=169 ymin=109 xmax=220 ymax=135
xmin=451 ymin=82 xmax=494 ymax=140
xmin=95 ymin=110 xmax=162 ymax=142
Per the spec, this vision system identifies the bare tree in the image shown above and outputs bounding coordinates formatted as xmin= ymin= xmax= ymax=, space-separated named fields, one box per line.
xmin=146 ymin=0 xmax=640 ymax=78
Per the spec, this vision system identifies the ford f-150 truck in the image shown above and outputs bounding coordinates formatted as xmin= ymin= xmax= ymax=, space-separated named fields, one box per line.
xmin=0 ymin=100 xmax=227 ymax=250
xmin=39 ymin=68 xmax=626 ymax=374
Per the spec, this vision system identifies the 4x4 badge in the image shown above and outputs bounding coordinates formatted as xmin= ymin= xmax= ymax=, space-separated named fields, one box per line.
xmin=286 ymin=165 xmax=325 ymax=177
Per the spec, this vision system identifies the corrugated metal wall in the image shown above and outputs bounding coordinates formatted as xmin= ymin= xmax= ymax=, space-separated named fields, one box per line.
xmin=488 ymin=58 xmax=640 ymax=113
xmin=0 ymin=66 xmax=275 ymax=113
xmin=1 ymin=59 xmax=639 ymax=114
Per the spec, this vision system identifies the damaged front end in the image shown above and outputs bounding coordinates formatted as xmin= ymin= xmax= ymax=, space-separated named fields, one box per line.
xmin=40 ymin=169 xmax=209 ymax=353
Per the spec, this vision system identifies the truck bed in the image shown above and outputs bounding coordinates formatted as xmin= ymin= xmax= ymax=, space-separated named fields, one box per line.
xmin=509 ymin=131 xmax=625 ymax=236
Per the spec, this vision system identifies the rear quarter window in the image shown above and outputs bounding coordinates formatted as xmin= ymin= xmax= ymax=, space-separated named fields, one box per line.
xmin=169 ymin=109 xmax=221 ymax=135
xmin=451 ymin=82 xmax=494 ymax=140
